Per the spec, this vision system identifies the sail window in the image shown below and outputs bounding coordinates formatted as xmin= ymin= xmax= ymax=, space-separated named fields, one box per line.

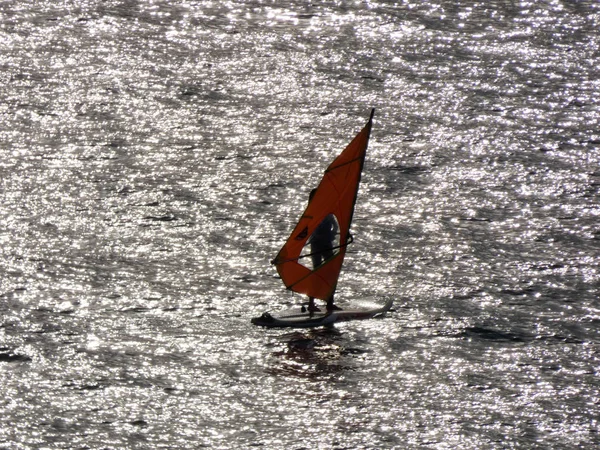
xmin=299 ymin=214 xmax=341 ymax=271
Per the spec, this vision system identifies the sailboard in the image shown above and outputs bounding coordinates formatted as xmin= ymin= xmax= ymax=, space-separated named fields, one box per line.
xmin=252 ymin=109 xmax=393 ymax=329
xmin=251 ymin=299 xmax=393 ymax=329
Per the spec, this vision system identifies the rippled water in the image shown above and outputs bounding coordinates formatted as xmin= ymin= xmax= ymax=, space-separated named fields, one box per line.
xmin=1 ymin=1 xmax=599 ymax=448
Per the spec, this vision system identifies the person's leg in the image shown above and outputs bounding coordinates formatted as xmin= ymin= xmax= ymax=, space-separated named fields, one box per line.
xmin=326 ymin=295 xmax=341 ymax=311
xmin=310 ymin=238 xmax=324 ymax=269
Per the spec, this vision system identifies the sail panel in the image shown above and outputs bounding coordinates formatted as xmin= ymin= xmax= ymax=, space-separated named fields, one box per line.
xmin=272 ymin=110 xmax=374 ymax=300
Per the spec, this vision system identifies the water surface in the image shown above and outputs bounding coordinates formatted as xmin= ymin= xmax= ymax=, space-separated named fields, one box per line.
xmin=1 ymin=1 xmax=599 ymax=448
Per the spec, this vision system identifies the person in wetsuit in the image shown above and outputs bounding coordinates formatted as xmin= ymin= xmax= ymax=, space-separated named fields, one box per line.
xmin=306 ymin=189 xmax=341 ymax=314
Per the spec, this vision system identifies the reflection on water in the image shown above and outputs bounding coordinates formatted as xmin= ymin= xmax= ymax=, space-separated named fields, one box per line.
xmin=267 ymin=328 xmax=352 ymax=380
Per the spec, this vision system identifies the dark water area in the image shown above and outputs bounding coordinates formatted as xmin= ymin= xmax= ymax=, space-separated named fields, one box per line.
xmin=1 ymin=1 xmax=599 ymax=448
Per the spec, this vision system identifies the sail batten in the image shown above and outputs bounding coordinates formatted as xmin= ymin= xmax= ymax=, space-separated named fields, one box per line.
xmin=272 ymin=109 xmax=374 ymax=301
xmin=325 ymin=155 xmax=366 ymax=173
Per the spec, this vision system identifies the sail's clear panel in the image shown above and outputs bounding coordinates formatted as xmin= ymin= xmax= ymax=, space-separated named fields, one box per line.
xmin=299 ymin=214 xmax=341 ymax=271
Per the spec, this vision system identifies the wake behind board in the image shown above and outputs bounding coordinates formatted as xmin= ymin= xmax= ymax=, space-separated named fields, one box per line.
xmin=251 ymin=299 xmax=393 ymax=329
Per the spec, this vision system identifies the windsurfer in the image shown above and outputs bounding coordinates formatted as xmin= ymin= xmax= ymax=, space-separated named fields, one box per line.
xmin=306 ymin=189 xmax=341 ymax=314
xmin=258 ymin=109 xmax=375 ymax=328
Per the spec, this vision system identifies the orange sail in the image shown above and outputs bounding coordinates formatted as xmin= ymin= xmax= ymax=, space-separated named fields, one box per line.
xmin=272 ymin=109 xmax=374 ymax=300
